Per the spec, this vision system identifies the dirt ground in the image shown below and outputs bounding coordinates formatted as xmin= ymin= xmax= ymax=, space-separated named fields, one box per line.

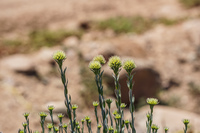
xmin=0 ymin=0 xmax=200 ymax=132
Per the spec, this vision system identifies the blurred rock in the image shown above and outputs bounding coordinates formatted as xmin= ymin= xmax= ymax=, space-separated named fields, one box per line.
xmin=63 ymin=36 xmax=79 ymax=47
xmin=131 ymin=105 xmax=200 ymax=133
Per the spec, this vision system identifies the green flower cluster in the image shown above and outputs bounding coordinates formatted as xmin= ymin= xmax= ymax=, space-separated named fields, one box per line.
xmin=123 ymin=59 xmax=136 ymax=74
xmin=146 ymin=98 xmax=159 ymax=106
xmin=53 ymin=51 xmax=66 ymax=62
xmin=93 ymin=55 xmax=106 ymax=65
xmin=108 ymin=56 xmax=122 ymax=74
xmin=89 ymin=61 xmax=101 ymax=74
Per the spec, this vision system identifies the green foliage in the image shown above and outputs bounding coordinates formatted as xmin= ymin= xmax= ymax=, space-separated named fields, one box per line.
xmin=97 ymin=16 xmax=153 ymax=34
xmin=29 ymin=29 xmax=83 ymax=49
xmin=96 ymin=16 xmax=184 ymax=34
xmin=0 ymin=29 xmax=83 ymax=57
xmin=180 ymin=0 xmax=200 ymax=8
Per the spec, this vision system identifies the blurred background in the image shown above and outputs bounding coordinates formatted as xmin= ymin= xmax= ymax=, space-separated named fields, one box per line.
xmin=0 ymin=0 xmax=200 ymax=132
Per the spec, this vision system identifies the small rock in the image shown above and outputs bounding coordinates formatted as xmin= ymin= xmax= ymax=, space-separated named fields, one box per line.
xmin=63 ymin=36 xmax=79 ymax=47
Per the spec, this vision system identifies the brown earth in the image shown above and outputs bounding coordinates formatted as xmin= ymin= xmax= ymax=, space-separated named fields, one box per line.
xmin=0 ymin=0 xmax=200 ymax=132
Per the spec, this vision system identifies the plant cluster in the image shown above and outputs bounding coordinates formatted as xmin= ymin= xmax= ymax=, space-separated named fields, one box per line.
xmin=18 ymin=51 xmax=190 ymax=133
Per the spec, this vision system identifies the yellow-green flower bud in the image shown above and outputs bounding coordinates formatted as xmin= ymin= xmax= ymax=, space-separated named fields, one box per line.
xmin=93 ymin=55 xmax=106 ymax=65
xmin=108 ymin=56 xmax=122 ymax=74
xmin=62 ymin=123 xmax=68 ymax=129
xmin=151 ymin=124 xmax=159 ymax=130
xmin=23 ymin=112 xmax=30 ymax=120
xmin=98 ymin=124 xmax=102 ymax=129
xmin=164 ymin=127 xmax=169 ymax=131
xmin=72 ymin=104 xmax=78 ymax=110
xmin=123 ymin=59 xmax=136 ymax=74
xmin=115 ymin=114 xmax=121 ymax=119
xmin=85 ymin=116 xmax=90 ymax=121
xmin=47 ymin=123 xmax=53 ymax=129
xmin=120 ymin=103 xmax=127 ymax=109
xmin=89 ymin=61 xmax=101 ymax=74
xmin=55 ymin=127 xmax=59 ymax=132
xmin=22 ymin=122 xmax=27 ymax=127
xmin=39 ymin=112 xmax=47 ymax=118
xmin=48 ymin=105 xmax=55 ymax=111
xmin=109 ymin=126 xmax=114 ymax=131
xmin=33 ymin=131 xmax=39 ymax=133
xmin=106 ymin=98 xmax=113 ymax=108
xmin=53 ymin=51 xmax=66 ymax=63
xmin=93 ymin=101 xmax=99 ymax=107
xmin=183 ymin=119 xmax=189 ymax=125
xmin=81 ymin=119 xmax=85 ymax=123
xmin=125 ymin=120 xmax=129 ymax=124
xmin=146 ymin=98 xmax=159 ymax=106
xmin=113 ymin=110 xmax=118 ymax=116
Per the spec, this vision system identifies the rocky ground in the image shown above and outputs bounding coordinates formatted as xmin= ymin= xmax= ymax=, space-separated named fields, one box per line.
xmin=0 ymin=0 xmax=200 ymax=132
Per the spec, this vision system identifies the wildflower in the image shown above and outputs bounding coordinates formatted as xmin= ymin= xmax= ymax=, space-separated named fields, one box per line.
xmin=72 ymin=104 xmax=78 ymax=110
xmin=47 ymin=123 xmax=53 ymax=129
xmin=33 ymin=131 xmax=39 ymax=133
xmin=23 ymin=112 xmax=30 ymax=120
xmin=120 ymin=103 xmax=127 ymax=109
xmin=98 ymin=124 xmax=102 ymax=129
xmin=89 ymin=61 xmax=101 ymax=74
xmin=81 ymin=119 xmax=85 ymax=123
xmin=151 ymin=124 xmax=159 ymax=130
xmin=109 ymin=126 xmax=114 ymax=131
xmin=164 ymin=127 xmax=169 ymax=132
xmin=183 ymin=119 xmax=190 ymax=125
xmin=106 ymin=98 xmax=113 ymax=108
xmin=39 ymin=112 xmax=47 ymax=118
xmin=19 ymin=130 xmax=24 ymax=133
xmin=146 ymin=98 xmax=159 ymax=106
xmin=108 ymin=56 xmax=122 ymax=74
xmin=115 ymin=114 xmax=121 ymax=119
xmin=53 ymin=51 xmax=66 ymax=63
xmin=125 ymin=120 xmax=129 ymax=124
xmin=48 ymin=105 xmax=55 ymax=111
xmin=76 ymin=121 xmax=79 ymax=126
xmin=57 ymin=113 xmax=64 ymax=122
xmin=62 ymin=123 xmax=68 ymax=129
xmin=113 ymin=110 xmax=118 ymax=116
xmin=93 ymin=55 xmax=106 ymax=65
xmin=85 ymin=116 xmax=90 ymax=121
xmin=55 ymin=127 xmax=59 ymax=132
xmin=123 ymin=59 xmax=136 ymax=74
xmin=22 ymin=122 xmax=27 ymax=127
xmin=93 ymin=101 xmax=99 ymax=107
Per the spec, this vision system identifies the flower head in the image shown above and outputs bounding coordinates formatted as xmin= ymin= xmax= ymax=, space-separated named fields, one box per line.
xmin=109 ymin=126 xmax=114 ymax=131
xmin=55 ymin=127 xmax=59 ymax=132
xmin=120 ymin=103 xmax=127 ymax=109
xmin=47 ymin=123 xmax=53 ymax=129
xmin=146 ymin=98 xmax=159 ymax=106
xmin=164 ymin=127 xmax=169 ymax=131
xmin=108 ymin=56 xmax=122 ymax=74
xmin=98 ymin=124 xmax=102 ymax=129
xmin=106 ymin=98 xmax=113 ymax=108
xmin=39 ymin=112 xmax=47 ymax=118
xmin=115 ymin=114 xmax=121 ymax=119
xmin=93 ymin=101 xmax=99 ymax=107
xmin=89 ymin=61 xmax=101 ymax=74
xmin=53 ymin=51 xmax=66 ymax=64
xmin=48 ymin=105 xmax=55 ymax=111
xmin=22 ymin=122 xmax=27 ymax=127
xmin=85 ymin=116 xmax=90 ymax=121
xmin=33 ymin=131 xmax=39 ymax=133
xmin=151 ymin=124 xmax=159 ymax=130
xmin=123 ymin=59 xmax=136 ymax=74
xmin=23 ymin=112 xmax=30 ymax=120
xmin=183 ymin=119 xmax=190 ymax=125
xmin=93 ymin=55 xmax=106 ymax=65
xmin=72 ymin=104 xmax=78 ymax=110
xmin=81 ymin=119 xmax=85 ymax=123
xmin=62 ymin=123 xmax=68 ymax=129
